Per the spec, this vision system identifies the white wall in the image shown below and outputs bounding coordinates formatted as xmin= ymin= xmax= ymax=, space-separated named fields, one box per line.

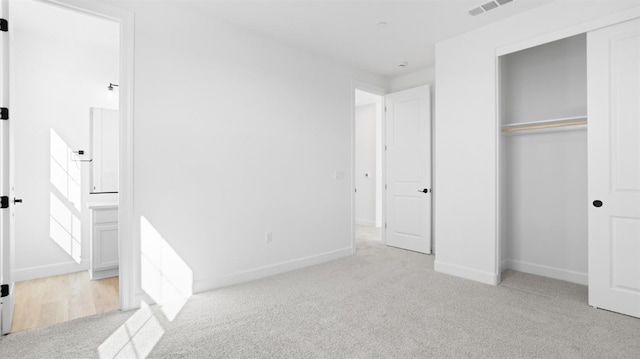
xmin=106 ymin=1 xmax=388 ymax=294
xmin=355 ymin=104 xmax=377 ymax=226
xmin=389 ymin=67 xmax=435 ymax=93
xmin=375 ymin=102 xmax=383 ymax=227
xmin=503 ymin=130 xmax=588 ymax=284
xmin=11 ymin=1 xmax=119 ymax=281
xmin=500 ymin=34 xmax=587 ymax=124
xmin=434 ymin=0 xmax=639 ymax=285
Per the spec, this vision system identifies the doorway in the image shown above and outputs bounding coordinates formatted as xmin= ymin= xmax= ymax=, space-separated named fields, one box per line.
xmin=352 ymin=84 xmax=432 ymax=254
xmin=354 ymin=89 xmax=384 ymax=245
xmin=8 ymin=0 xmax=120 ymax=332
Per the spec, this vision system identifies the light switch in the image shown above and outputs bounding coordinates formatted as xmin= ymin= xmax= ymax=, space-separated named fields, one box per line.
xmin=335 ymin=170 xmax=345 ymax=180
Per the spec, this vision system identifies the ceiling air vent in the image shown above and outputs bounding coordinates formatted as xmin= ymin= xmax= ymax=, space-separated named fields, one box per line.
xmin=468 ymin=7 xmax=485 ymax=16
xmin=481 ymin=1 xmax=499 ymax=11
xmin=469 ymin=0 xmax=515 ymax=16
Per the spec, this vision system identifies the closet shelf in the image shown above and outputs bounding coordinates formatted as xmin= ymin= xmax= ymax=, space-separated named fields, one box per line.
xmin=501 ymin=116 xmax=587 ymax=134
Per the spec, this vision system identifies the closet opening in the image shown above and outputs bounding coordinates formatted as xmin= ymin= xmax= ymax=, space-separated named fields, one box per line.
xmin=498 ymin=34 xmax=588 ymax=287
xmin=497 ymin=16 xmax=640 ymax=319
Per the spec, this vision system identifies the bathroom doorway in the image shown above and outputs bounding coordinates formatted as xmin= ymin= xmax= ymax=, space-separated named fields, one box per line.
xmin=8 ymin=0 xmax=121 ymax=332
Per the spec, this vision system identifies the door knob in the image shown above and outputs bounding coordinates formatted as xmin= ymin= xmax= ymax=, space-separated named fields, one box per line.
xmin=593 ymin=200 xmax=603 ymax=208
xmin=418 ymin=188 xmax=430 ymax=193
xmin=13 ymin=198 xmax=23 ymax=204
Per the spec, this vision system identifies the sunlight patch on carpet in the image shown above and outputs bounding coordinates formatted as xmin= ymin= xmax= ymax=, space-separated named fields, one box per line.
xmin=98 ymin=303 xmax=164 ymax=359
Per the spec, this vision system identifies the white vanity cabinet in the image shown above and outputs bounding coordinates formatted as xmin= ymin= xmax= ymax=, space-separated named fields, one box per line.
xmin=88 ymin=204 xmax=119 ymax=280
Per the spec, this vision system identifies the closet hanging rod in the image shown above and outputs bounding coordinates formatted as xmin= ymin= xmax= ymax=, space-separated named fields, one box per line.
xmin=501 ymin=118 xmax=587 ymax=133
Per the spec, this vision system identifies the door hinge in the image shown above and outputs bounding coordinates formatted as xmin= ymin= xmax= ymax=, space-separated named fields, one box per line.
xmin=384 ymin=145 xmax=387 ymax=151
xmin=385 ymin=184 xmax=387 ymax=190
xmin=0 ymin=108 xmax=8 ymax=120
xmin=0 ymin=19 xmax=7 ymax=32
xmin=385 ymin=223 xmax=387 ymax=229
xmin=354 ymin=188 xmax=357 ymax=193
xmin=0 ymin=196 xmax=8 ymax=209
xmin=1 ymin=284 xmax=8 ymax=298
xmin=384 ymin=106 xmax=387 ymax=112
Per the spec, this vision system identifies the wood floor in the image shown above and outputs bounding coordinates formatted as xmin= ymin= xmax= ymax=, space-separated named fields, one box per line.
xmin=10 ymin=271 xmax=119 ymax=333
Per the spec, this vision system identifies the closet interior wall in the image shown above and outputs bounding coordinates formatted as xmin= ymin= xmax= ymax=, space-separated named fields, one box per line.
xmin=499 ymin=34 xmax=589 ymax=285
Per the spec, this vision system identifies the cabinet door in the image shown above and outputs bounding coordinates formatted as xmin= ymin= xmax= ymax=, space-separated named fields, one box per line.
xmin=588 ymin=18 xmax=640 ymax=318
xmin=93 ymin=223 xmax=119 ymax=271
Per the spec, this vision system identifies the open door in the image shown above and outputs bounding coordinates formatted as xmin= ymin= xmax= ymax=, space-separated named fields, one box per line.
xmin=0 ymin=0 xmax=13 ymax=335
xmin=384 ymin=85 xmax=431 ymax=254
xmin=588 ymin=18 xmax=640 ymax=318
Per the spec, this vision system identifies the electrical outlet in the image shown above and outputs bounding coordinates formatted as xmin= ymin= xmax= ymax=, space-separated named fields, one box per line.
xmin=265 ymin=232 xmax=272 ymax=243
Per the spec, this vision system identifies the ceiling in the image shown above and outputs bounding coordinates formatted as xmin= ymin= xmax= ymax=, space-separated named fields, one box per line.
xmin=12 ymin=0 xmax=120 ymax=53
xmin=183 ymin=0 xmax=555 ymax=78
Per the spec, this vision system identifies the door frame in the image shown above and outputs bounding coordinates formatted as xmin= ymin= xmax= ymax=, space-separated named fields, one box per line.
xmin=351 ymin=81 xmax=386 ymax=251
xmin=1 ymin=0 xmax=11 ymax=336
xmin=36 ymin=0 xmax=137 ymax=311
xmin=494 ymin=7 xmax=640 ymax=283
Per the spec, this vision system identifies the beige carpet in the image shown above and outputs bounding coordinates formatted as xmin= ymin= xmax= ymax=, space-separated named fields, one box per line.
xmin=1 ymin=226 xmax=639 ymax=358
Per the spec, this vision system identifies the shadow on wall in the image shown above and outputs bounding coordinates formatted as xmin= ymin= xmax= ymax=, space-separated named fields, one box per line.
xmin=97 ymin=216 xmax=193 ymax=358
xmin=49 ymin=129 xmax=82 ymax=263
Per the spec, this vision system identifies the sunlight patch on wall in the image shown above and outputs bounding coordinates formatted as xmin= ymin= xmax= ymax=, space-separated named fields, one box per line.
xmin=97 ymin=302 xmax=165 ymax=359
xmin=49 ymin=192 xmax=82 ymax=263
xmin=141 ymin=216 xmax=193 ymax=321
xmin=50 ymin=129 xmax=82 ymax=211
xmin=49 ymin=129 xmax=83 ymax=262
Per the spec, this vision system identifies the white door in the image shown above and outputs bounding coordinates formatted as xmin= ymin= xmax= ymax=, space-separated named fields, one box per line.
xmin=0 ymin=0 xmax=13 ymax=335
xmin=385 ymin=85 xmax=431 ymax=254
xmin=588 ymin=18 xmax=640 ymax=318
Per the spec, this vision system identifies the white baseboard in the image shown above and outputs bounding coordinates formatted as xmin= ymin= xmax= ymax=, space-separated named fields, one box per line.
xmin=434 ymin=260 xmax=499 ymax=286
xmin=14 ymin=261 xmax=89 ymax=282
xmin=505 ymin=259 xmax=587 ymax=285
xmin=356 ymin=218 xmax=376 ymax=226
xmin=89 ymin=267 xmax=119 ymax=280
xmin=193 ymin=246 xmax=354 ymax=294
